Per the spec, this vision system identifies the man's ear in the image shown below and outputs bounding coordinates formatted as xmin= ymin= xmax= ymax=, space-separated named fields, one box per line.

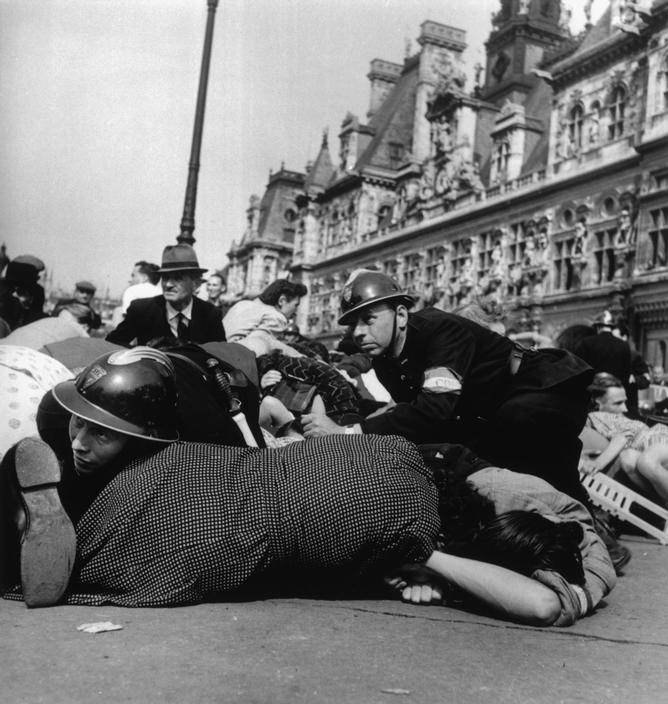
xmin=277 ymin=293 xmax=287 ymax=310
xmin=395 ymin=305 xmax=409 ymax=329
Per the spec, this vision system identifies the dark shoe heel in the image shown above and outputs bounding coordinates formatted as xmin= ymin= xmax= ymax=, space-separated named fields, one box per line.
xmin=14 ymin=438 xmax=76 ymax=608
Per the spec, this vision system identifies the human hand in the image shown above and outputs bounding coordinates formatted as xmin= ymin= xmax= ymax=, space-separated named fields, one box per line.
xmin=384 ymin=563 xmax=444 ymax=605
xmin=579 ymin=457 xmax=600 ymax=476
xmin=301 ymin=413 xmax=344 ymax=437
xmin=336 ymin=368 xmax=358 ymax=387
xmin=260 ymin=369 xmax=283 ymax=390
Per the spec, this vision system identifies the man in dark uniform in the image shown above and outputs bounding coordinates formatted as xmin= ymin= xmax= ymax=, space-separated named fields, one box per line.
xmin=577 ymin=310 xmax=632 ymax=398
xmin=303 ymin=271 xmax=593 ymax=505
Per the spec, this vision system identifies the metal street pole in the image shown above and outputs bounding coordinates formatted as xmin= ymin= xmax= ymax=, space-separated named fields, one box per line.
xmin=178 ymin=0 xmax=219 ymax=245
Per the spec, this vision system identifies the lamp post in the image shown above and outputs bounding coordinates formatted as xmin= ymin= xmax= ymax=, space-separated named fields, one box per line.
xmin=177 ymin=0 xmax=219 ymax=245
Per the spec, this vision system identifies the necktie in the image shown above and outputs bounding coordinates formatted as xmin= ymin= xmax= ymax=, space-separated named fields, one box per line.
xmin=176 ymin=313 xmax=189 ymax=341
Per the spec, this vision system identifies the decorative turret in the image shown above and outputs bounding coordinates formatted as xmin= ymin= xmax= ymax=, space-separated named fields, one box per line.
xmin=367 ymin=59 xmax=402 ymax=118
xmin=481 ymin=0 xmax=570 ymax=106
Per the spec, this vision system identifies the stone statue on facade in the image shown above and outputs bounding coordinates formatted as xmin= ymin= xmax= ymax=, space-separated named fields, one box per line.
xmin=570 ymin=220 xmax=589 ymax=289
xmin=419 ymin=160 xmax=437 ymax=203
xmin=431 ymin=116 xmax=453 ymax=156
xmin=431 ymin=52 xmax=467 ymax=98
xmin=614 ymin=206 xmax=637 ymax=280
xmin=518 ymin=0 xmax=531 ymax=16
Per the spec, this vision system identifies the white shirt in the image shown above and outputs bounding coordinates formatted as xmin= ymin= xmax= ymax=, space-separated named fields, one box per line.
xmin=121 ymin=282 xmax=162 ymax=315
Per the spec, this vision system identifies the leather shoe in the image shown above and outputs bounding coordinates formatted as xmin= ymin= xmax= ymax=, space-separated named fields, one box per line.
xmin=2 ymin=437 xmax=76 ymax=607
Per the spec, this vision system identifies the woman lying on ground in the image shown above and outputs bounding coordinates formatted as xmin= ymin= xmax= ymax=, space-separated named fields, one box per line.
xmin=580 ymin=372 xmax=668 ymax=506
xmin=1 ymin=348 xmax=614 ymax=626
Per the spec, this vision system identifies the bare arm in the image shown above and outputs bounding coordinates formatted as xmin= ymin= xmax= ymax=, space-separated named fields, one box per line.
xmin=424 ymin=551 xmax=561 ymax=626
xmin=582 ymin=432 xmax=633 ymax=475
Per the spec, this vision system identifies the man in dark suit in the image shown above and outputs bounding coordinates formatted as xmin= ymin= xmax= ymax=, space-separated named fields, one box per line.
xmin=577 ymin=309 xmax=631 ymax=393
xmin=107 ymin=244 xmax=225 ymax=346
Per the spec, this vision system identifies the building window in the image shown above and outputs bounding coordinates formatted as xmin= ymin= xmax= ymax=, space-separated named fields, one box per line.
xmin=493 ymin=140 xmax=510 ymax=181
xmin=388 ymin=142 xmax=404 ymax=169
xmin=608 ymin=86 xmax=626 ymax=140
xmin=377 ymin=204 xmax=392 ymax=231
xmin=592 ymin=228 xmax=616 ymax=285
xmin=568 ymin=104 xmax=584 ymax=151
xmin=661 ymin=55 xmax=668 ymax=111
xmin=648 ymin=206 xmax=668 ymax=269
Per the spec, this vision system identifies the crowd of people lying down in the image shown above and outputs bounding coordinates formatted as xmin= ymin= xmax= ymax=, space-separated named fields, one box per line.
xmin=2 ymin=259 xmax=664 ymax=628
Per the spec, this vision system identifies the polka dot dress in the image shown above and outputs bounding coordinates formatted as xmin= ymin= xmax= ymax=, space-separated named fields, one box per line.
xmin=65 ymin=435 xmax=439 ymax=606
xmin=0 ymin=345 xmax=73 ymax=460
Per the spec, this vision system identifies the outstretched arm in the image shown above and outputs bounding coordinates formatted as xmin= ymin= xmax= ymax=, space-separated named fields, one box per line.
xmin=424 ymin=551 xmax=561 ymax=626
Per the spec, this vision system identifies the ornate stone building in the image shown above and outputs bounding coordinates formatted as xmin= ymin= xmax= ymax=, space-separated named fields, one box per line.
xmin=225 ymin=166 xmax=302 ymax=301
xmin=231 ymin=0 xmax=668 ymax=370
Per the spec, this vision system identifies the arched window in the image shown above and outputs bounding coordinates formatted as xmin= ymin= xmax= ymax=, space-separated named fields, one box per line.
xmin=568 ymin=104 xmax=584 ymax=151
xmin=377 ymin=204 xmax=392 ymax=231
xmin=608 ymin=86 xmax=626 ymax=140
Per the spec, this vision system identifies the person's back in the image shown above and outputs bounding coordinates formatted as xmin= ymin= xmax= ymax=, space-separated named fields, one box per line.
xmin=577 ymin=313 xmax=632 ymax=386
xmin=223 ymin=298 xmax=284 ymax=340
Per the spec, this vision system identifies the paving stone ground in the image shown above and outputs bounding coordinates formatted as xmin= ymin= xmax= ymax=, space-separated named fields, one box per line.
xmin=2 ymin=535 xmax=666 ymax=704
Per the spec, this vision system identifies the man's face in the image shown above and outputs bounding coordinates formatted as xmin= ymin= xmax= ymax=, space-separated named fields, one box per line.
xmin=74 ymin=288 xmax=93 ymax=304
xmin=207 ymin=276 xmax=224 ymax=299
xmin=351 ymin=303 xmax=397 ymax=357
xmin=278 ymin=295 xmax=300 ymax=319
xmin=161 ymin=272 xmax=198 ymax=307
xmin=597 ymin=387 xmax=628 ymax=414
xmin=129 ymin=266 xmax=145 ymax=285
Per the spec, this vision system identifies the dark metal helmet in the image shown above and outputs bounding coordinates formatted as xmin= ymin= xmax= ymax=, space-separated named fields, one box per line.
xmin=593 ymin=310 xmax=615 ymax=328
xmin=284 ymin=320 xmax=301 ymax=335
xmin=52 ymin=347 xmax=179 ymax=442
xmin=338 ymin=271 xmax=415 ymax=326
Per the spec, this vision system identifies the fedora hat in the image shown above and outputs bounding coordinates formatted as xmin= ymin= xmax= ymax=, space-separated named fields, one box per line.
xmin=157 ymin=244 xmax=207 ymax=275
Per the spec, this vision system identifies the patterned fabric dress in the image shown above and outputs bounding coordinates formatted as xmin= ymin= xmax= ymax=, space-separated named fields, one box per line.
xmin=0 ymin=345 xmax=73 ymax=461
xmin=586 ymin=411 xmax=668 ymax=452
xmin=63 ymin=435 xmax=438 ymax=606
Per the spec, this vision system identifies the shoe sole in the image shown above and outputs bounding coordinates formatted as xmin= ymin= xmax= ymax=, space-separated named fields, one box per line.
xmin=14 ymin=438 xmax=76 ymax=608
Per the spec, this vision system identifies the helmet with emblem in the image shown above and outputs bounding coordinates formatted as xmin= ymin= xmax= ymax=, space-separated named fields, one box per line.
xmin=338 ymin=271 xmax=415 ymax=326
xmin=592 ymin=310 xmax=615 ymax=329
xmin=52 ymin=347 xmax=179 ymax=442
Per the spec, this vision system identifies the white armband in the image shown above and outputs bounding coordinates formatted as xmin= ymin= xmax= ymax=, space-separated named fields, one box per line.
xmin=422 ymin=366 xmax=462 ymax=394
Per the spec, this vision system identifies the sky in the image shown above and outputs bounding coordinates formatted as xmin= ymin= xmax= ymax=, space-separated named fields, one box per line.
xmin=1 ymin=0 xmax=606 ymax=299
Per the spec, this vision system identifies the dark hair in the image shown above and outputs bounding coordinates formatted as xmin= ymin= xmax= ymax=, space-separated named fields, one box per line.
xmin=135 ymin=261 xmax=160 ymax=286
xmin=431 ymin=465 xmax=585 ymax=585
xmin=299 ymin=339 xmax=330 ymax=364
xmin=258 ymin=279 xmax=307 ymax=306
xmin=587 ymin=371 xmax=624 ymax=410
xmin=453 ymin=511 xmax=585 ymax=585
xmin=208 ymin=271 xmax=226 ymax=285
xmin=555 ymin=324 xmax=596 ymax=355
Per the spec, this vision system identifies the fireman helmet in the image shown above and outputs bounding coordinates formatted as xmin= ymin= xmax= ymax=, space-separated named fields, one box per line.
xmin=52 ymin=347 xmax=179 ymax=442
xmin=592 ymin=310 xmax=615 ymax=329
xmin=338 ymin=272 xmax=415 ymax=326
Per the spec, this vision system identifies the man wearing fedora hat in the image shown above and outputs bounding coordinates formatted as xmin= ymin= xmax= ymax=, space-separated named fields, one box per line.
xmin=107 ymin=244 xmax=225 ymax=346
